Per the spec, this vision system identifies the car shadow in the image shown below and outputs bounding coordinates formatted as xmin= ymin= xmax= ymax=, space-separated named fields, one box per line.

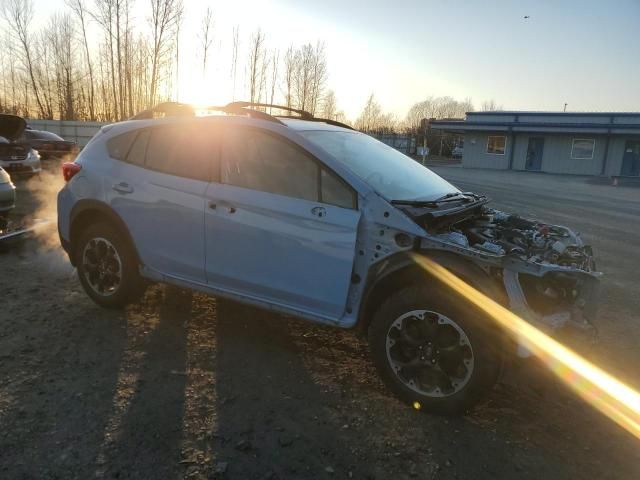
xmin=89 ymin=286 xmax=190 ymax=479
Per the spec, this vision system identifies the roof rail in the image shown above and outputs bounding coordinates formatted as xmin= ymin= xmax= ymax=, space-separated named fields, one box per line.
xmin=225 ymin=101 xmax=314 ymax=120
xmin=130 ymin=100 xmax=353 ymax=130
xmin=129 ymin=102 xmax=195 ymax=120
xmin=227 ymin=101 xmax=354 ymax=130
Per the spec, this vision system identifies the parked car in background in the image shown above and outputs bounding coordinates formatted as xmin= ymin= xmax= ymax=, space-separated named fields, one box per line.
xmin=0 ymin=166 xmax=16 ymax=230
xmin=451 ymin=145 xmax=463 ymax=159
xmin=57 ymin=102 xmax=600 ymax=414
xmin=20 ymin=127 xmax=79 ymax=160
xmin=0 ymin=114 xmax=41 ymax=176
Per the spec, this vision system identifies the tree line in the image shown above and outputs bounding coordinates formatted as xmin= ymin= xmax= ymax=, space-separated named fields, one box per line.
xmin=0 ymin=0 xmax=501 ymax=131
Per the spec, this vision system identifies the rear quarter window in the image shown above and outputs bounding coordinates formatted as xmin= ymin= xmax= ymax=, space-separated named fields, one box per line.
xmin=107 ymin=130 xmax=138 ymax=160
xmin=126 ymin=130 xmax=150 ymax=167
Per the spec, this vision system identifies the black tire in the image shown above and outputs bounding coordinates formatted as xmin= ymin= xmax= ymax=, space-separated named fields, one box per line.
xmin=368 ymin=283 xmax=501 ymax=415
xmin=75 ymin=221 xmax=145 ymax=308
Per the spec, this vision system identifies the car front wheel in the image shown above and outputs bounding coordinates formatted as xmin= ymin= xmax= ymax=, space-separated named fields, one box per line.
xmin=368 ymin=284 xmax=501 ymax=415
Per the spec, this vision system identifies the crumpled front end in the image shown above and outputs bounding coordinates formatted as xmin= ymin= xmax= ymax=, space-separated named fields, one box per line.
xmin=407 ymin=204 xmax=601 ymax=356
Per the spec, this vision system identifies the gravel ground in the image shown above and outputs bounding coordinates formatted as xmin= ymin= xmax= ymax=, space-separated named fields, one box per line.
xmin=1 ymin=163 xmax=639 ymax=479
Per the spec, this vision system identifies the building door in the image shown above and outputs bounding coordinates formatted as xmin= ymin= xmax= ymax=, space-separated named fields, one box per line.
xmin=621 ymin=141 xmax=640 ymax=176
xmin=525 ymin=137 xmax=545 ymax=171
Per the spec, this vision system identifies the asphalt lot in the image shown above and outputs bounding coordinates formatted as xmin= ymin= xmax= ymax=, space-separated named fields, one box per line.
xmin=1 ymin=165 xmax=639 ymax=479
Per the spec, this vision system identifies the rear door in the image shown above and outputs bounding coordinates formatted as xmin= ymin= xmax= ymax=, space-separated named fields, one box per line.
xmin=106 ymin=122 xmax=214 ymax=282
xmin=204 ymin=127 xmax=360 ymax=321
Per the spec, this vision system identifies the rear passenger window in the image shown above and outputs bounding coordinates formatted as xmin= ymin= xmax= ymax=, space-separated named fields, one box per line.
xmin=126 ymin=129 xmax=149 ymax=167
xmin=221 ymin=129 xmax=319 ymax=201
xmin=145 ymin=126 xmax=212 ymax=181
xmin=107 ymin=130 xmax=137 ymax=160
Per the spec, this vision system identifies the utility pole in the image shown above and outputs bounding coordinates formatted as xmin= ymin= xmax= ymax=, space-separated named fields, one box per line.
xmin=420 ymin=117 xmax=430 ymax=165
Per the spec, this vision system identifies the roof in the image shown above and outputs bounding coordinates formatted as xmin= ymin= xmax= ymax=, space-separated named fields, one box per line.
xmin=431 ymin=110 xmax=640 ymax=135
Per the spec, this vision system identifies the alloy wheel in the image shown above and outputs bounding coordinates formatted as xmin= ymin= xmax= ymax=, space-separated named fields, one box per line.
xmin=385 ymin=309 xmax=474 ymax=397
xmin=81 ymin=237 xmax=123 ymax=297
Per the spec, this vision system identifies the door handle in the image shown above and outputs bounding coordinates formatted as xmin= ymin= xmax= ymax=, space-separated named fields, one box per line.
xmin=311 ymin=206 xmax=326 ymax=218
xmin=208 ymin=201 xmax=236 ymax=214
xmin=112 ymin=182 xmax=133 ymax=194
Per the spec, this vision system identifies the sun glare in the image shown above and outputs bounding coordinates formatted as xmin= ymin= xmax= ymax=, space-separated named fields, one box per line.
xmin=412 ymin=254 xmax=640 ymax=440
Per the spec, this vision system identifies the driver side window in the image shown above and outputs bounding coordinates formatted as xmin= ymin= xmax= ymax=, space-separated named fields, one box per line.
xmin=221 ymin=128 xmax=356 ymax=209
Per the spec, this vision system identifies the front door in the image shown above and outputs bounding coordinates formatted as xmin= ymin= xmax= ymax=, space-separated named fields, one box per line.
xmin=621 ymin=141 xmax=640 ymax=177
xmin=204 ymin=127 xmax=360 ymax=321
xmin=525 ymin=137 xmax=544 ymax=171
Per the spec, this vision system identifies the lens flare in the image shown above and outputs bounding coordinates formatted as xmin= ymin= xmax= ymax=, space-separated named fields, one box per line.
xmin=412 ymin=254 xmax=640 ymax=439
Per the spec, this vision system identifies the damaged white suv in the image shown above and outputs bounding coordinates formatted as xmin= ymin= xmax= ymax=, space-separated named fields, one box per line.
xmin=57 ymin=102 xmax=599 ymax=414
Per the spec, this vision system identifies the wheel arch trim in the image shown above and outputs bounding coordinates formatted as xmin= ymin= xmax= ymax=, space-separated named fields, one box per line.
xmin=68 ymin=199 xmax=140 ymax=267
xmin=356 ymin=250 xmax=507 ymax=334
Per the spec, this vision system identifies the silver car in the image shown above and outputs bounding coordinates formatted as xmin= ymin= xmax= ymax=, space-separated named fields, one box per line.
xmin=0 ymin=166 xmax=16 ymax=229
xmin=0 ymin=114 xmax=41 ymax=176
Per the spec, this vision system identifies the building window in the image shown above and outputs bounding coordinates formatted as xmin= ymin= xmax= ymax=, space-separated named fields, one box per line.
xmin=571 ymin=139 xmax=595 ymax=159
xmin=486 ymin=136 xmax=506 ymax=155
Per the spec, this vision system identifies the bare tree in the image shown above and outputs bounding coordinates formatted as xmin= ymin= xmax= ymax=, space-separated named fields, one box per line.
xmin=247 ymin=29 xmax=266 ymax=104
xmin=481 ymin=99 xmax=503 ymax=111
xmin=355 ymin=94 xmax=397 ymax=133
xmin=92 ymin=0 xmax=119 ymax=118
xmin=148 ymin=0 xmax=183 ymax=108
xmin=47 ymin=13 xmax=77 ymax=119
xmin=199 ymin=7 xmax=214 ymax=76
xmin=308 ymin=42 xmax=327 ymax=115
xmin=230 ymin=25 xmax=239 ymax=101
xmin=289 ymin=42 xmax=327 ymax=114
xmin=355 ymin=93 xmax=382 ymax=132
xmin=282 ymin=45 xmax=296 ymax=109
xmin=66 ymin=0 xmax=96 ymax=119
xmin=405 ymin=96 xmax=475 ymax=133
xmin=2 ymin=0 xmax=47 ymax=117
xmin=321 ymin=89 xmax=337 ymax=119
xmin=268 ymin=49 xmax=279 ymax=111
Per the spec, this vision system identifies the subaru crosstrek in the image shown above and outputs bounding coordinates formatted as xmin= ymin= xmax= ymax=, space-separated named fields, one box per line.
xmin=57 ymin=102 xmax=600 ymax=413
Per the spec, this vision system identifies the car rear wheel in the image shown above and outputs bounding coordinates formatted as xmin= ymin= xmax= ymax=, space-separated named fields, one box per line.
xmin=368 ymin=284 xmax=501 ymax=415
xmin=75 ymin=222 xmax=145 ymax=308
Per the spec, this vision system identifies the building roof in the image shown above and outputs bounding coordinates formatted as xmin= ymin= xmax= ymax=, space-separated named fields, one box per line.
xmin=431 ymin=111 xmax=640 ymax=135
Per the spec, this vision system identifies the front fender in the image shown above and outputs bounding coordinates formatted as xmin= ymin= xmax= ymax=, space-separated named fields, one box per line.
xmin=356 ymin=250 xmax=506 ymax=333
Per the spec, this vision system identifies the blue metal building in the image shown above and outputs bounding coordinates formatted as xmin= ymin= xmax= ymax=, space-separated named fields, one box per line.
xmin=431 ymin=111 xmax=640 ymax=177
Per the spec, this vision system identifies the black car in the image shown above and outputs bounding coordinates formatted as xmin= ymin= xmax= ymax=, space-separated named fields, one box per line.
xmin=20 ymin=127 xmax=79 ymax=160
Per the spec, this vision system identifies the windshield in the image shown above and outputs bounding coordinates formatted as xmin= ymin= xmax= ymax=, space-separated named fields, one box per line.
xmin=300 ymin=130 xmax=458 ymax=201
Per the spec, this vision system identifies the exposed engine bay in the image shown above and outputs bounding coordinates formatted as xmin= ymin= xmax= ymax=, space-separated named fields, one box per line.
xmin=445 ymin=207 xmax=596 ymax=272
xmin=395 ymin=196 xmax=601 ymax=351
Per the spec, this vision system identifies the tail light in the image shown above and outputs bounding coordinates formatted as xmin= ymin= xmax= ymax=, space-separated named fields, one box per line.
xmin=62 ymin=162 xmax=81 ymax=182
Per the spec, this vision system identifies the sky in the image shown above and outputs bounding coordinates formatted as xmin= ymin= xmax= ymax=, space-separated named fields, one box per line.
xmin=30 ymin=0 xmax=640 ymax=119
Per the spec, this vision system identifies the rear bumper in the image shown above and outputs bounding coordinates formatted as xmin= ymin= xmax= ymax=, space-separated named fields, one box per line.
xmin=57 ymin=187 xmax=74 ymax=263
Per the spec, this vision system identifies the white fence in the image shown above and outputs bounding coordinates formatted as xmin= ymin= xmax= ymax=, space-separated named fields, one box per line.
xmin=27 ymin=120 xmax=106 ymax=147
